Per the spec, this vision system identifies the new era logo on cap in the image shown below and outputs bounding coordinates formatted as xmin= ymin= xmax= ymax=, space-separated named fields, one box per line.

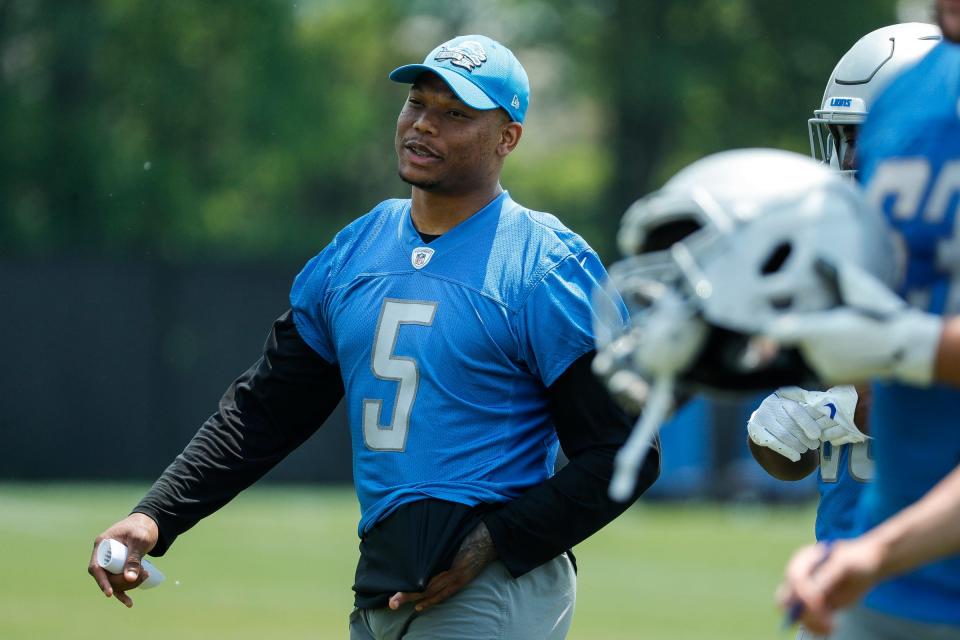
xmin=388 ymin=35 xmax=530 ymax=123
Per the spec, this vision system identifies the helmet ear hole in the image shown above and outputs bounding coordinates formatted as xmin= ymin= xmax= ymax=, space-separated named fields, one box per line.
xmin=638 ymin=219 xmax=702 ymax=254
xmin=761 ymin=241 xmax=793 ymax=275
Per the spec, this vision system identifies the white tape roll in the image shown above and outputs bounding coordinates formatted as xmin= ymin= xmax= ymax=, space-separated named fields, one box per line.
xmin=96 ymin=538 xmax=165 ymax=589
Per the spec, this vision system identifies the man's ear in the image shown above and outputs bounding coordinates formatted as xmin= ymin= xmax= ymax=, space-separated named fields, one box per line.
xmin=498 ymin=122 xmax=523 ymax=157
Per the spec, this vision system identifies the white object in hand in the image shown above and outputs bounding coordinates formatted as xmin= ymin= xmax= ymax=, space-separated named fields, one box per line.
xmin=96 ymin=539 xmax=165 ymax=589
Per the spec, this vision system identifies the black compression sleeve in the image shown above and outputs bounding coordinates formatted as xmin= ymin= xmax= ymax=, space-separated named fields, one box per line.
xmin=133 ymin=310 xmax=344 ymax=555
xmin=482 ymin=350 xmax=660 ymax=578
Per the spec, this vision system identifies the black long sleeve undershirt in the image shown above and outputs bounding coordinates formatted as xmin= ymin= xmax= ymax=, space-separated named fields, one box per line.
xmin=483 ymin=349 xmax=661 ymax=578
xmin=134 ymin=313 xmax=659 ymax=598
xmin=133 ymin=311 xmax=344 ymax=555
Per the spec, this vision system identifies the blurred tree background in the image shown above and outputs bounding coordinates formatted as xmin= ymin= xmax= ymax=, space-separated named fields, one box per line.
xmin=1 ymin=0 xmax=903 ymax=263
xmin=2 ymin=0 xmax=920 ymax=485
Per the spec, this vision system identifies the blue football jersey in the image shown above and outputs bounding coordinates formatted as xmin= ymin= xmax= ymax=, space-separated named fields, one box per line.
xmin=290 ymin=192 xmax=615 ymax=535
xmin=855 ymin=40 xmax=960 ymax=624
xmin=815 ymin=441 xmax=872 ymax=541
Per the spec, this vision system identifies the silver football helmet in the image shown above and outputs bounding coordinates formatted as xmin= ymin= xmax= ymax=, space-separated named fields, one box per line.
xmin=808 ymin=22 xmax=940 ymax=174
xmin=595 ymin=149 xmax=898 ymax=500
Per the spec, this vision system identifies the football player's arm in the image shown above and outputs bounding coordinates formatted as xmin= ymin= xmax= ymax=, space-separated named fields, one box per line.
xmin=779 ymin=462 xmax=960 ymax=634
xmin=481 ymin=349 xmax=660 ymax=578
xmin=856 ymin=462 xmax=960 ymax=577
xmin=767 ymin=262 xmax=960 ymax=387
xmin=88 ymin=310 xmax=344 ymax=606
xmin=934 ymin=317 xmax=960 ymax=385
xmin=90 ymin=311 xmax=342 ymax=604
xmin=132 ymin=310 xmax=343 ymax=554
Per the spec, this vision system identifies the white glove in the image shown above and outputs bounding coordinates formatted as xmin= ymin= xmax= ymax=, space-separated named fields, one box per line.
xmin=767 ymin=262 xmax=942 ymax=386
xmin=748 ymin=386 xmax=864 ymax=462
xmin=803 ymin=385 xmax=863 ymax=446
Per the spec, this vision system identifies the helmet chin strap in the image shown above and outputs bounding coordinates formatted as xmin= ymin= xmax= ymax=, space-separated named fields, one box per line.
xmin=607 ymin=280 xmax=708 ymax=502
xmin=609 ymin=374 xmax=674 ymax=502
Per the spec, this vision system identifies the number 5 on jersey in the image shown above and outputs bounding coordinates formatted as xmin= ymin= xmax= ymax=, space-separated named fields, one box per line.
xmin=363 ymin=299 xmax=438 ymax=451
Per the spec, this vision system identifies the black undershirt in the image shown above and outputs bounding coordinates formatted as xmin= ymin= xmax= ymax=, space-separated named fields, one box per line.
xmin=133 ymin=312 xmax=660 ymax=608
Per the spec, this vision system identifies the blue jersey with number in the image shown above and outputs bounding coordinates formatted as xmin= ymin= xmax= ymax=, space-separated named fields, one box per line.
xmin=290 ymin=192 xmax=614 ymax=535
xmin=855 ymin=40 xmax=960 ymax=624
xmin=815 ymin=441 xmax=873 ymax=541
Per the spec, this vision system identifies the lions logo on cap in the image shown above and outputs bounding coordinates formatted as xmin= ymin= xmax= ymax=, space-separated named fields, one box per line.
xmin=435 ymin=41 xmax=487 ymax=72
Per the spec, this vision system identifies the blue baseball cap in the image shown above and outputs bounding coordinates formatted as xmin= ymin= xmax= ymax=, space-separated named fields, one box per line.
xmin=389 ymin=35 xmax=530 ymax=123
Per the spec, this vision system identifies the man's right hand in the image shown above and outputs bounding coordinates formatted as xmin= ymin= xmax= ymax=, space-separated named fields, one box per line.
xmin=747 ymin=386 xmax=862 ymax=462
xmin=777 ymin=538 xmax=884 ymax=635
xmin=88 ymin=512 xmax=159 ymax=608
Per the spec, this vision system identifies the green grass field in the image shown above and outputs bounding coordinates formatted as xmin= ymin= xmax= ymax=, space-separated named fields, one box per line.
xmin=0 ymin=484 xmax=815 ymax=639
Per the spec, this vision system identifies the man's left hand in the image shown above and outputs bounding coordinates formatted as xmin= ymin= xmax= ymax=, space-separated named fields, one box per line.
xmin=388 ymin=522 xmax=498 ymax=613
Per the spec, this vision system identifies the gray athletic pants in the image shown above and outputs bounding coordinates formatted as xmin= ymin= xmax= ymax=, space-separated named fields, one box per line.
xmin=349 ymin=553 xmax=576 ymax=640
xmin=831 ymin=604 xmax=960 ymax=640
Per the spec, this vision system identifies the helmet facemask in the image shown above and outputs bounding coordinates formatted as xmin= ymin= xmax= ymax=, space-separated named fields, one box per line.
xmin=808 ymin=115 xmax=861 ymax=177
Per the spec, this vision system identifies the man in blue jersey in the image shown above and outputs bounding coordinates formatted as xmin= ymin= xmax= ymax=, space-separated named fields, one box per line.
xmin=776 ymin=1 xmax=960 ymax=637
xmin=746 ymin=29 xmax=939 ymax=638
xmin=86 ymin=35 xmax=659 ymax=638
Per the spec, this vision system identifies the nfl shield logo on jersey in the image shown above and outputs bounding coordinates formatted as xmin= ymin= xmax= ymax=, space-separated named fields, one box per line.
xmin=411 ymin=247 xmax=435 ymax=270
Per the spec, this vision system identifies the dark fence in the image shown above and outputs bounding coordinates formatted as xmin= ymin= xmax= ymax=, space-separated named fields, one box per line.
xmin=0 ymin=256 xmax=352 ymax=483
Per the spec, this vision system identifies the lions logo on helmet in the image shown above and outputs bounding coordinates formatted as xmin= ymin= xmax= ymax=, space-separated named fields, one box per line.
xmin=434 ymin=41 xmax=488 ymax=72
